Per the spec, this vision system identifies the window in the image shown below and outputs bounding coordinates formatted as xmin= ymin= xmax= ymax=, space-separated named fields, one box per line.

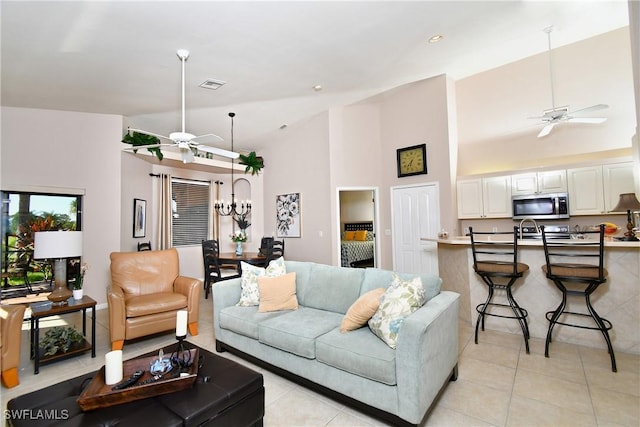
xmin=171 ymin=179 xmax=210 ymax=246
xmin=1 ymin=191 xmax=82 ymax=290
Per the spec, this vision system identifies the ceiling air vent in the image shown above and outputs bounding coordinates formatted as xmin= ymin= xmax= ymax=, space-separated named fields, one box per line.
xmin=199 ymin=79 xmax=226 ymax=90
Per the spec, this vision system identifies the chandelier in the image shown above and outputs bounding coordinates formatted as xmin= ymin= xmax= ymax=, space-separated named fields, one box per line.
xmin=214 ymin=112 xmax=251 ymax=219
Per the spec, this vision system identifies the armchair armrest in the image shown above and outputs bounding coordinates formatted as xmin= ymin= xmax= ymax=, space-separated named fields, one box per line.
xmin=107 ymin=285 xmax=126 ymax=345
xmin=174 ymin=276 xmax=201 ymax=332
xmin=1 ymin=304 xmax=26 ymax=368
xmin=212 ymin=278 xmax=241 ymax=335
xmin=395 ymin=291 xmax=460 ymax=424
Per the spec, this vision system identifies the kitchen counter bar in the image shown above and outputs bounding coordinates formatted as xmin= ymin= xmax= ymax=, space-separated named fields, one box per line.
xmin=427 ymin=237 xmax=640 ymax=354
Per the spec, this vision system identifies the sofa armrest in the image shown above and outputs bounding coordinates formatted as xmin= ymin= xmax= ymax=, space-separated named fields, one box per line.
xmin=174 ymin=275 xmax=201 ymax=325
xmin=395 ymin=291 xmax=460 ymax=424
xmin=107 ymin=285 xmax=126 ymax=344
xmin=212 ymin=277 xmax=242 ymax=334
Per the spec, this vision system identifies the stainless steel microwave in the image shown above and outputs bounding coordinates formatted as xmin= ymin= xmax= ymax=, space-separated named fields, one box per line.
xmin=512 ymin=193 xmax=569 ymax=220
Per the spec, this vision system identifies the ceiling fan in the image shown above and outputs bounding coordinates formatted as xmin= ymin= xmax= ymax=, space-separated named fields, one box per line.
xmin=125 ymin=49 xmax=239 ymax=163
xmin=529 ymin=27 xmax=608 ymax=138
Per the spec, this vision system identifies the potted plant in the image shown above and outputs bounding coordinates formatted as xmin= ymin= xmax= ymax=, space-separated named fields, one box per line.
xmin=40 ymin=326 xmax=84 ymax=356
xmin=238 ymin=152 xmax=264 ymax=175
xmin=122 ymin=131 xmax=163 ymax=161
xmin=72 ymin=262 xmax=88 ymax=300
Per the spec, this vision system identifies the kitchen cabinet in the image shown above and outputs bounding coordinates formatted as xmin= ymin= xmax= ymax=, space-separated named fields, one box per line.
xmin=457 ymin=176 xmax=511 ymax=219
xmin=511 ymin=170 xmax=567 ymax=195
xmin=567 ymin=162 xmax=634 ymax=215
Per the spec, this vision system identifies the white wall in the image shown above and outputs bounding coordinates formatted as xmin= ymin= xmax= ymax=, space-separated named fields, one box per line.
xmin=1 ymin=107 xmax=122 ymax=305
xmin=456 ymin=27 xmax=636 ymax=176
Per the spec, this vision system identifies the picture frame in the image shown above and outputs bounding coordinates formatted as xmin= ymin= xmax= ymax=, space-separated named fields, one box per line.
xmin=276 ymin=193 xmax=301 ymax=238
xmin=133 ymin=198 xmax=146 ymax=238
xmin=396 ymin=143 xmax=428 ymax=177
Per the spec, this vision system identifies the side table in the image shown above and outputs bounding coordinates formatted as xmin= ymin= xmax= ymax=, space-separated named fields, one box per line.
xmin=29 ymin=295 xmax=96 ymax=374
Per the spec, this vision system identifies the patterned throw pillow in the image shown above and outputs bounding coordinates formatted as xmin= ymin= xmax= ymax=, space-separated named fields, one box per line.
xmin=368 ymin=273 xmax=426 ymax=349
xmin=237 ymin=257 xmax=287 ymax=306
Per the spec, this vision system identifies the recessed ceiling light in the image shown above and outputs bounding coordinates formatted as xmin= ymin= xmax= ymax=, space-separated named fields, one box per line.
xmin=312 ymin=85 xmax=323 ymax=92
xmin=199 ymin=79 xmax=226 ymax=90
xmin=428 ymin=35 xmax=444 ymax=44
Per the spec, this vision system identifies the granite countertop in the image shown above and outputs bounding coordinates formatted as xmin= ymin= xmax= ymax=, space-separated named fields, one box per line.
xmin=421 ymin=236 xmax=640 ymax=248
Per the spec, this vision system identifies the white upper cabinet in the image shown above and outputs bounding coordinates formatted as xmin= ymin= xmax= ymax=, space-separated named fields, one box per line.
xmin=457 ymin=176 xmax=511 ymax=219
xmin=567 ymin=162 xmax=634 ymax=215
xmin=603 ymin=163 xmax=635 ymax=212
xmin=511 ymin=170 xmax=567 ymax=195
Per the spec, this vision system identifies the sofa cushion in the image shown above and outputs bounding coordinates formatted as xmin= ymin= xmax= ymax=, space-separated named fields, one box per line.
xmin=301 ymin=264 xmax=364 ymax=314
xmin=368 ymin=274 xmax=427 ymax=349
xmin=258 ymin=272 xmax=298 ymax=312
xmin=316 ymin=327 xmax=396 ymax=386
xmin=360 ymin=268 xmax=441 ymax=303
xmin=237 ymin=257 xmax=287 ymax=307
xmin=219 ymin=306 xmax=288 ymax=339
xmin=258 ymin=307 xmax=343 ymax=359
xmin=340 ymin=288 xmax=385 ymax=332
xmin=125 ymin=293 xmax=187 ymax=318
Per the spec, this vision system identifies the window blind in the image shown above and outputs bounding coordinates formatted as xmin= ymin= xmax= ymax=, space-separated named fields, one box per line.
xmin=171 ymin=179 xmax=210 ymax=246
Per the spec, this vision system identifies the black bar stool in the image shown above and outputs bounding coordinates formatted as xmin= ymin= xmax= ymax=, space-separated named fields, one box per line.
xmin=470 ymin=226 xmax=530 ymax=353
xmin=541 ymin=224 xmax=615 ymax=372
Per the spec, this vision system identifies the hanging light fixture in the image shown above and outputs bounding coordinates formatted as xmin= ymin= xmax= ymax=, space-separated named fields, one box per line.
xmin=214 ymin=112 xmax=251 ymax=219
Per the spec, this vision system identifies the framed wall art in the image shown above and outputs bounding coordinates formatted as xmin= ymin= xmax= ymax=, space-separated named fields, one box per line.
xmin=133 ymin=198 xmax=146 ymax=238
xmin=276 ymin=193 xmax=301 ymax=238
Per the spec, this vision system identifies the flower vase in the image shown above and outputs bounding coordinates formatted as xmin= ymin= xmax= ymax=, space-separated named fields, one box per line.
xmin=235 ymin=241 xmax=243 ymax=256
xmin=73 ymin=289 xmax=84 ymax=300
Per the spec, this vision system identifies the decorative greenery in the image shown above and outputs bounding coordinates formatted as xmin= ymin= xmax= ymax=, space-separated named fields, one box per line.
xmin=238 ymin=152 xmax=264 ymax=175
xmin=230 ymin=230 xmax=247 ymax=243
xmin=234 ymin=214 xmax=251 ymax=231
xmin=71 ymin=261 xmax=88 ymax=290
xmin=40 ymin=326 xmax=84 ymax=356
xmin=122 ymin=131 xmax=163 ymax=161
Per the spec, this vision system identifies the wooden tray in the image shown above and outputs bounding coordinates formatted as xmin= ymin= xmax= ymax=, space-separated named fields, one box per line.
xmin=77 ymin=348 xmax=199 ymax=411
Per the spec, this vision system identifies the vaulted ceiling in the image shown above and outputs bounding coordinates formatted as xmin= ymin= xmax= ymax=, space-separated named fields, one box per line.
xmin=1 ymin=1 xmax=630 ymax=152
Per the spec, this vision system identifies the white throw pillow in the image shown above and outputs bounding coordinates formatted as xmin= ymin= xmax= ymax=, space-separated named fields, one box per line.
xmin=237 ymin=257 xmax=286 ymax=306
xmin=368 ymin=273 xmax=426 ymax=349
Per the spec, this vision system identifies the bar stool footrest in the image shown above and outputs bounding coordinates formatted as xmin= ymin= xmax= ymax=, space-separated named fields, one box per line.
xmin=545 ymin=310 xmax=613 ymax=331
xmin=477 ymin=303 xmax=528 ymax=320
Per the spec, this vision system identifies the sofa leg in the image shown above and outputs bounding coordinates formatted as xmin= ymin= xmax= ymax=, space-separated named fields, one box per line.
xmin=188 ymin=322 xmax=198 ymax=336
xmin=215 ymin=340 xmax=226 ymax=353
xmin=449 ymin=363 xmax=458 ymax=381
xmin=111 ymin=340 xmax=124 ymax=351
xmin=1 ymin=367 xmax=20 ymax=388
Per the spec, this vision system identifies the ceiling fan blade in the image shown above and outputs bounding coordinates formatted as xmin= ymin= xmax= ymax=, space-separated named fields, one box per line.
xmin=128 ymin=128 xmax=173 ymax=142
xmin=196 ymin=144 xmax=240 ymax=159
xmin=567 ymin=117 xmax=607 ymax=124
xmin=191 ymin=133 xmax=224 ymax=143
xmin=568 ymin=104 xmax=608 ymax=115
xmin=538 ymin=123 xmax=555 ymax=138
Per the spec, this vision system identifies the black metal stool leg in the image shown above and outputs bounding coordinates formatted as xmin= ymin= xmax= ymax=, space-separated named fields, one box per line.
xmin=545 ymin=283 xmax=567 ymax=358
xmin=506 ymin=284 xmax=529 ymax=353
xmin=475 ymin=283 xmax=494 ymax=344
xmin=584 ymin=291 xmax=617 ymax=372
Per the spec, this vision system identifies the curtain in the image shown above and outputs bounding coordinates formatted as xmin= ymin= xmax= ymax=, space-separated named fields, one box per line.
xmin=157 ymin=173 xmax=173 ymax=250
xmin=209 ymin=180 xmax=218 ymax=241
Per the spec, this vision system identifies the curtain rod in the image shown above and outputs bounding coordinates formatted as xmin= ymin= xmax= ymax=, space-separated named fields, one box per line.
xmin=148 ymin=173 xmax=222 ymax=185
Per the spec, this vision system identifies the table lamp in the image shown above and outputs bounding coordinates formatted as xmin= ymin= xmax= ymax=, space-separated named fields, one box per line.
xmin=34 ymin=231 xmax=83 ymax=305
xmin=611 ymin=193 xmax=640 ymax=241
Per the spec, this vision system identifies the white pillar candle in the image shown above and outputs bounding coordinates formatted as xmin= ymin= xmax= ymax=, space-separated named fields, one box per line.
xmin=104 ymin=350 xmax=123 ymax=385
xmin=176 ymin=310 xmax=188 ymax=337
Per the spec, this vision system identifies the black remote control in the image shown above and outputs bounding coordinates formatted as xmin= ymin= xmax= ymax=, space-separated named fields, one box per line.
xmin=111 ymin=370 xmax=145 ymax=391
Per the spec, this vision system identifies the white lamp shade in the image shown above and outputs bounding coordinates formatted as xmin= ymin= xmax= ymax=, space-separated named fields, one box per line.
xmin=34 ymin=231 xmax=83 ymax=259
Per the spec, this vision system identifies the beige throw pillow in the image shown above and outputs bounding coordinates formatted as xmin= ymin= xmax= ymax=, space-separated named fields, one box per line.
xmin=258 ymin=272 xmax=298 ymax=312
xmin=341 ymin=288 xmax=386 ymax=332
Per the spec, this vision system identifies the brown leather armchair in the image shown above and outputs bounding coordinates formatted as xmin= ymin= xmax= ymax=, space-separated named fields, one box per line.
xmin=107 ymin=248 xmax=201 ymax=351
xmin=1 ymin=303 xmax=26 ymax=388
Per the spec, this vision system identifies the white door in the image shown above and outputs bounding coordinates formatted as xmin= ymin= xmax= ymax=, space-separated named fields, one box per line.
xmin=391 ymin=183 xmax=439 ymax=275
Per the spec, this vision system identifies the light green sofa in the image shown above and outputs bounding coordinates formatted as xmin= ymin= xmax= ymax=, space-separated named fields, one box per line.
xmin=213 ymin=261 xmax=459 ymax=426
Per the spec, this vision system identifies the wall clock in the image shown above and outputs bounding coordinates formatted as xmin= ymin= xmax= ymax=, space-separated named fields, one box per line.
xmin=396 ymin=143 xmax=427 ymax=177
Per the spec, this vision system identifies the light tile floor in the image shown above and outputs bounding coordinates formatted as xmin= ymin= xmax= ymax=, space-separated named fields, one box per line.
xmin=2 ymin=291 xmax=639 ymax=426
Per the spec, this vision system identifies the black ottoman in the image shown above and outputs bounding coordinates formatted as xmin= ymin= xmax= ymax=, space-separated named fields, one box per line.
xmin=6 ymin=343 xmax=264 ymax=427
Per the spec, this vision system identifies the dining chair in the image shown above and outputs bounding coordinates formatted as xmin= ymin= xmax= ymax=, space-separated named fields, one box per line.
xmin=202 ymin=239 xmax=240 ymax=299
